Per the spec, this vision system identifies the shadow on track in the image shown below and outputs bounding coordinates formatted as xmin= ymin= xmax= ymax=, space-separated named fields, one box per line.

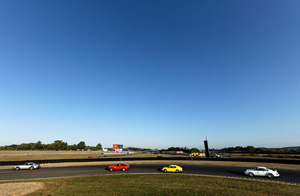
xmin=226 ymin=170 xmax=246 ymax=177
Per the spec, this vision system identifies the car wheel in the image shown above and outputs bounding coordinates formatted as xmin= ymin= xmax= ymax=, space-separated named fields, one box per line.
xmin=268 ymin=174 xmax=274 ymax=178
xmin=122 ymin=168 xmax=126 ymax=172
xmin=176 ymin=169 xmax=179 ymax=173
xmin=249 ymin=172 xmax=254 ymax=177
xmin=15 ymin=167 xmax=20 ymax=171
xmin=164 ymin=169 xmax=167 ymax=173
xmin=109 ymin=168 xmax=113 ymax=172
xmin=29 ymin=166 xmax=34 ymax=170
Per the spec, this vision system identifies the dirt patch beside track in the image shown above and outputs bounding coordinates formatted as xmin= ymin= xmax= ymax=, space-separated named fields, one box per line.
xmin=0 ymin=182 xmax=44 ymax=196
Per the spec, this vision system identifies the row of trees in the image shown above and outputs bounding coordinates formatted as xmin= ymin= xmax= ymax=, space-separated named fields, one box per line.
xmin=219 ymin=146 xmax=300 ymax=154
xmin=0 ymin=140 xmax=102 ymax=151
xmin=167 ymin=147 xmax=200 ymax=153
xmin=165 ymin=146 xmax=300 ymax=154
xmin=125 ymin=147 xmax=152 ymax=151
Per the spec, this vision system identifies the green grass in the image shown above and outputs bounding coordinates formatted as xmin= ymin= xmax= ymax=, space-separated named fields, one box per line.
xmin=24 ymin=174 xmax=300 ymax=196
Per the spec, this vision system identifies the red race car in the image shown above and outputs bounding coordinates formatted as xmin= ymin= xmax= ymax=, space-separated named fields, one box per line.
xmin=108 ymin=163 xmax=130 ymax=171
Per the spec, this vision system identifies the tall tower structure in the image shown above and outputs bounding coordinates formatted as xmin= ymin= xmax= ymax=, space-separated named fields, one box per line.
xmin=204 ymin=139 xmax=210 ymax=158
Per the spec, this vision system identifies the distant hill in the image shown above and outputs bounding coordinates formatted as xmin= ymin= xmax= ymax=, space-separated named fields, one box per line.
xmin=282 ymin=146 xmax=300 ymax=150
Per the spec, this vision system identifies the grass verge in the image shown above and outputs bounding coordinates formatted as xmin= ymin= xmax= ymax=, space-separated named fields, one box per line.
xmin=19 ymin=174 xmax=300 ymax=196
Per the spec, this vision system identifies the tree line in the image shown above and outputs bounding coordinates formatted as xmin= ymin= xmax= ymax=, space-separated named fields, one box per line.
xmin=167 ymin=147 xmax=201 ymax=153
xmin=0 ymin=140 xmax=102 ymax=151
xmin=166 ymin=146 xmax=300 ymax=154
xmin=125 ymin=147 xmax=152 ymax=151
xmin=219 ymin=146 xmax=300 ymax=154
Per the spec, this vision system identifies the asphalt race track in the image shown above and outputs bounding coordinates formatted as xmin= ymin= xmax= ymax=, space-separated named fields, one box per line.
xmin=0 ymin=164 xmax=299 ymax=184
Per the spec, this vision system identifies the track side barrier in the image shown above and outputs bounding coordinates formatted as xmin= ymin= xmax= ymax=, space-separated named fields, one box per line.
xmin=0 ymin=157 xmax=299 ymax=166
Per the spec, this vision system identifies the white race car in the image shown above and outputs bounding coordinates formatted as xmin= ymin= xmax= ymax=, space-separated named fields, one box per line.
xmin=13 ymin=162 xmax=41 ymax=170
xmin=244 ymin=167 xmax=280 ymax=178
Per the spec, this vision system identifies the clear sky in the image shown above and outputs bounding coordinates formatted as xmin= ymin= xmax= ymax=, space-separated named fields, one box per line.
xmin=0 ymin=0 xmax=299 ymax=149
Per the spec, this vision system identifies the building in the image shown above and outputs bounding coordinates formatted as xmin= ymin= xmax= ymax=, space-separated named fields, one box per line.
xmin=113 ymin=144 xmax=123 ymax=153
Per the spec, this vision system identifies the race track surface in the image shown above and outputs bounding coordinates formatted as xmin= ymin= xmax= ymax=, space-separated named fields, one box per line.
xmin=1 ymin=164 xmax=299 ymax=184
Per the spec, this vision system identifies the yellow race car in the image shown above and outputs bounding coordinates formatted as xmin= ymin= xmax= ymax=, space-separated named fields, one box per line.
xmin=162 ymin=165 xmax=183 ymax=173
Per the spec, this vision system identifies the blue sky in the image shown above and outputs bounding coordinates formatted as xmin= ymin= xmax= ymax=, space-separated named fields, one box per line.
xmin=0 ymin=0 xmax=299 ymax=149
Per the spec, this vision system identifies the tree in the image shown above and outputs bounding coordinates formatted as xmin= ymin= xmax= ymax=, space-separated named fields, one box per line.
xmin=18 ymin=143 xmax=34 ymax=150
xmin=52 ymin=140 xmax=63 ymax=151
xmin=77 ymin=141 xmax=86 ymax=150
xmin=191 ymin=148 xmax=200 ymax=153
xmin=67 ymin=144 xmax=78 ymax=151
xmin=246 ymin=146 xmax=255 ymax=153
xmin=33 ymin=141 xmax=43 ymax=150
xmin=96 ymin=143 xmax=102 ymax=150
xmin=60 ymin=141 xmax=68 ymax=150
xmin=236 ymin=146 xmax=243 ymax=152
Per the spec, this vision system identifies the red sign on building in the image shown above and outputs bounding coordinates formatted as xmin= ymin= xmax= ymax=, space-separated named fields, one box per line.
xmin=113 ymin=144 xmax=118 ymax=149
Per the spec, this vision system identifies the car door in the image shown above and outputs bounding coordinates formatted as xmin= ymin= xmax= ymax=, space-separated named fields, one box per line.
xmin=261 ymin=168 xmax=268 ymax=176
xmin=20 ymin=163 xmax=29 ymax=169
xmin=28 ymin=163 xmax=34 ymax=169
xmin=252 ymin=168 xmax=259 ymax=175
xmin=115 ymin=164 xmax=121 ymax=170
xmin=169 ymin=166 xmax=176 ymax=172
xmin=256 ymin=168 xmax=266 ymax=176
